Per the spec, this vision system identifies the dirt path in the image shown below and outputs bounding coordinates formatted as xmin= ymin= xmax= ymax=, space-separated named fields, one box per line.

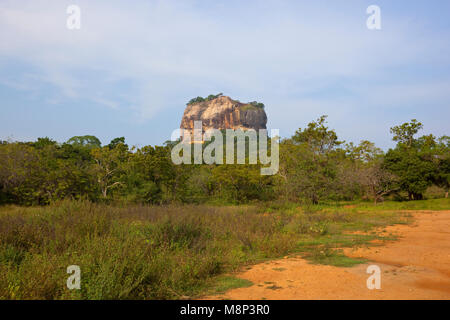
xmin=204 ymin=210 xmax=450 ymax=300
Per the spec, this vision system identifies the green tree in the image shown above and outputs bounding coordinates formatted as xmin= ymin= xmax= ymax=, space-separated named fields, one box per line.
xmin=390 ymin=119 xmax=423 ymax=148
xmin=33 ymin=137 xmax=57 ymax=149
xmin=122 ymin=145 xmax=177 ymax=203
xmin=91 ymin=144 xmax=128 ymax=198
xmin=211 ymin=164 xmax=274 ymax=203
xmin=278 ymin=116 xmax=343 ymax=204
xmin=434 ymin=136 xmax=450 ymax=197
xmin=0 ymin=143 xmax=41 ymax=204
xmin=292 ymin=115 xmax=343 ymax=155
xmin=344 ymin=141 xmax=397 ymax=204
xmin=385 ymin=120 xmax=438 ymax=200
xmin=67 ymin=135 xmax=101 ymax=149
xmin=107 ymin=137 xmax=128 ymax=150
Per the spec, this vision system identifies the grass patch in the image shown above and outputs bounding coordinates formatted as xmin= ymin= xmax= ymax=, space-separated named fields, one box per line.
xmin=208 ymin=276 xmax=253 ymax=295
xmin=315 ymin=198 xmax=450 ymax=212
xmin=303 ymin=247 xmax=367 ymax=267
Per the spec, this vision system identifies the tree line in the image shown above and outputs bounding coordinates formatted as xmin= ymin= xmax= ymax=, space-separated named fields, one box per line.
xmin=0 ymin=116 xmax=448 ymax=205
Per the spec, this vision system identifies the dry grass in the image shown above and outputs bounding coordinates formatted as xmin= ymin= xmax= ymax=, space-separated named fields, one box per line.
xmin=0 ymin=198 xmax=431 ymax=299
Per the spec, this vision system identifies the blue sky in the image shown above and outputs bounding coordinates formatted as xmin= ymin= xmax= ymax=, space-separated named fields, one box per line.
xmin=1 ymin=0 xmax=449 ymax=150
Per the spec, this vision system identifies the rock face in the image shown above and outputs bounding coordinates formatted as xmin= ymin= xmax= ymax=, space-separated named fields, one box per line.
xmin=180 ymin=96 xmax=267 ymax=132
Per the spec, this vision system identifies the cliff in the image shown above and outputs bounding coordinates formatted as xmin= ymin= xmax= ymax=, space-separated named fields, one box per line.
xmin=180 ymin=95 xmax=267 ymax=132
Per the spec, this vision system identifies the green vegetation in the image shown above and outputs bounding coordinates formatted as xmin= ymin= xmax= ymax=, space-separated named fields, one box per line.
xmin=278 ymin=116 xmax=448 ymax=204
xmin=0 ymin=114 xmax=448 ymax=299
xmin=241 ymin=101 xmax=265 ymax=110
xmin=241 ymin=104 xmax=264 ymax=112
xmin=66 ymin=135 xmax=102 ymax=149
xmin=186 ymin=95 xmax=264 ymax=110
xmin=187 ymin=93 xmax=223 ymax=105
xmin=0 ymin=198 xmax=443 ymax=299
xmin=305 ymin=248 xmax=366 ymax=267
xmin=1 ymin=116 xmax=447 ymax=206
xmin=249 ymin=101 xmax=265 ymax=109
xmin=208 ymin=276 xmax=253 ymax=295
xmin=385 ymin=120 xmax=449 ymax=200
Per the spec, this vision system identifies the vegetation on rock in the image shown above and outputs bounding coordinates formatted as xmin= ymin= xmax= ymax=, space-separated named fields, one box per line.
xmin=187 ymin=93 xmax=223 ymax=105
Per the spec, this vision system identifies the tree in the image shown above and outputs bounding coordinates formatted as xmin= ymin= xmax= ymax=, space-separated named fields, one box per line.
xmin=248 ymin=101 xmax=265 ymax=109
xmin=187 ymin=96 xmax=205 ymax=105
xmin=390 ymin=119 xmax=423 ymax=148
xmin=67 ymin=135 xmax=101 ymax=149
xmin=339 ymin=141 xmax=396 ymax=203
xmin=278 ymin=116 xmax=343 ymax=204
xmin=120 ymin=145 xmax=178 ymax=204
xmin=206 ymin=93 xmax=223 ymax=101
xmin=435 ymin=136 xmax=450 ymax=197
xmin=187 ymin=93 xmax=223 ymax=105
xmin=107 ymin=137 xmax=128 ymax=150
xmin=0 ymin=143 xmax=42 ymax=204
xmin=385 ymin=148 xmax=435 ymax=200
xmin=91 ymin=144 xmax=128 ymax=198
xmin=33 ymin=137 xmax=57 ymax=149
xmin=360 ymin=160 xmax=398 ymax=204
xmin=423 ymin=135 xmax=449 ymax=198
xmin=345 ymin=140 xmax=383 ymax=162
xmin=292 ymin=115 xmax=343 ymax=155
xmin=211 ymin=164 xmax=274 ymax=203
xmin=385 ymin=120 xmax=437 ymax=200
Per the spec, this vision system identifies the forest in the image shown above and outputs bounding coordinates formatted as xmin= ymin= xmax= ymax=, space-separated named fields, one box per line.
xmin=1 ymin=116 xmax=448 ymax=206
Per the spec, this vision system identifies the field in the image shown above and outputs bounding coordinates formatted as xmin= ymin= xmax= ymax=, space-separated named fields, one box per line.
xmin=208 ymin=208 xmax=450 ymax=299
xmin=1 ymin=198 xmax=448 ymax=299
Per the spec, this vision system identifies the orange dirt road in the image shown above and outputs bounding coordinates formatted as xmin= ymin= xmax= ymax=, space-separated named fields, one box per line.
xmin=204 ymin=210 xmax=450 ymax=300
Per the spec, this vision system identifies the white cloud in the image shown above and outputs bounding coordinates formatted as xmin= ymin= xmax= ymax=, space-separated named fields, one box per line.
xmin=0 ymin=0 xmax=449 ymax=146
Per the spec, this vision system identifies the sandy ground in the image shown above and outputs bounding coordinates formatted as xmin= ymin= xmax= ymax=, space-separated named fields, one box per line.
xmin=203 ymin=210 xmax=450 ymax=300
